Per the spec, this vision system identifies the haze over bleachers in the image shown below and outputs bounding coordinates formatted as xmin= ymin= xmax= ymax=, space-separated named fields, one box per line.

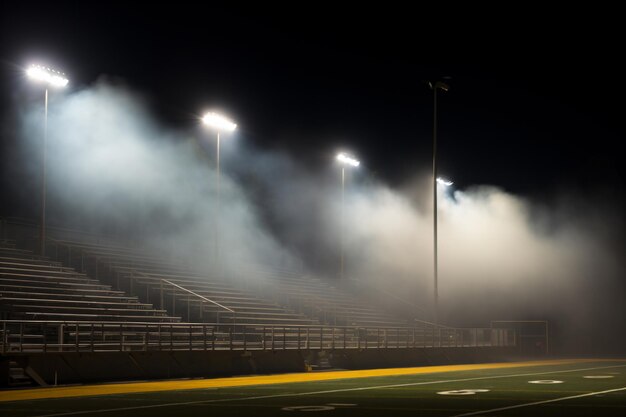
xmin=0 ymin=220 xmax=519 ymax=388
xmin=50 ymin=239 xmax=320 ymax=326
xmin=44 ymin=236 xmax=435 ymax=329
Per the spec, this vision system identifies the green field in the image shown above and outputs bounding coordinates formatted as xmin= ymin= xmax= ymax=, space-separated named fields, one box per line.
xmin=1 ymin=359 xmax=625 ymax=416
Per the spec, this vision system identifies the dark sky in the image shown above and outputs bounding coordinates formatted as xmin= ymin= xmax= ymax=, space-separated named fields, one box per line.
xmin=1 ymin=3 xmax=624 ymax=210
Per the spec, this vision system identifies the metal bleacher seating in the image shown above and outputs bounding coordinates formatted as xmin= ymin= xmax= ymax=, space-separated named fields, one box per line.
xmin=49 ymin=239 xmax=319 ymax=326
xmin=46 ymin=239 xmax=424 ymax=329
xmin=242 ymin=266 xmax=416 ymax=328
xmin=0 ymin=241 xmax=179 ymax=323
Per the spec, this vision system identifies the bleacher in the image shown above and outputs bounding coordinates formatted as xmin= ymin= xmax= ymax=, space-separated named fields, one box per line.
xmin=1 ymin=231 xmax=435 ymax=331
xmin=45 ymin=237 xmax=431 ymax=329
xmin=0 ymin=241 xmax=179 ymax=323
xmin=0 ymin=227 xmax=515 ymax=386
xmin=49 ymin=239 xmax=319 ymax=326
xmin=243 ymin=266 xmax=418 ymax=328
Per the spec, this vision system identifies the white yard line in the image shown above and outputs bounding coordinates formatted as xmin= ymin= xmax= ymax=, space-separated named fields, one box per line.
xmin=33 ymin=363 xmax=626 ymax=417
xmin=452 ymin=386 xmax=626 ymax=416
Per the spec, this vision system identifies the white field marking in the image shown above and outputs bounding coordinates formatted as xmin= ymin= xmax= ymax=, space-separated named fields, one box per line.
xmin=528 ymin=380 xmax=563 ymax=384
xmin=282 ymin=405 xmax=334 ymax=411
xmin=583 ymin=375 xmax=614 ymax=379
xmin=33 ymin=363 xmax=626 ymax=417
xmin=452 ymin=386 xmax=626 ymax=417
xmin=282 ymin=403 xmax=356 ymax=411
xmin=437 ymin=389 xmax=490 ymax=395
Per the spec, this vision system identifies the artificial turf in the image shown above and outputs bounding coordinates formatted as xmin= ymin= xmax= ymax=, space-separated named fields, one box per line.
xmin=1 ymin=359 xmax=624 ymax=416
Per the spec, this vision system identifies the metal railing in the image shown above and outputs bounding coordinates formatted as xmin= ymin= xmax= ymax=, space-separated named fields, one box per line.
xmin=153 ymin=275 xmax=235 ymax=323
xmin=1 ymin=320 xmax=516 ymax=354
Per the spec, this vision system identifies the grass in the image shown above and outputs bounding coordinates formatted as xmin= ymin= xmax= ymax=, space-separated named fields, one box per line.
xmin=1 ymin=359 xmax=625 ymax=416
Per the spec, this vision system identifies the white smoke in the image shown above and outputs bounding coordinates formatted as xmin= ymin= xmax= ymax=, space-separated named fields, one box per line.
xmin=15 ymin=79 xmax=625 ymax=354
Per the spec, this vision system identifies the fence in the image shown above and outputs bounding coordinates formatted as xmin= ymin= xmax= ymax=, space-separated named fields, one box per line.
xmin=1 ymin=320 xmax=515 ymax=353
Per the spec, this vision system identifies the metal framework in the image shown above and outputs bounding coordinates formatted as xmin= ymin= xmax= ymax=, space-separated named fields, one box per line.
xmin=1 ymin=320 xmax=515 ymax=353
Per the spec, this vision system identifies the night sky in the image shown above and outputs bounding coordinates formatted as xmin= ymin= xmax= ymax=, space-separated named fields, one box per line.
xmin=1 ymin=3 xmax=624 ymax=211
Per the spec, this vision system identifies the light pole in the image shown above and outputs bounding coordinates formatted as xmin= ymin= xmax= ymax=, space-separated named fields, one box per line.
xmin=201 ymin=112 xmax=237 ymax=276
xmin=429 ymin=80 xmax=449 ymax=323
xmin=336 ymin=152 xmax=359 ymax=279
xmin=26 ymin=64 xmax=69 ymax=256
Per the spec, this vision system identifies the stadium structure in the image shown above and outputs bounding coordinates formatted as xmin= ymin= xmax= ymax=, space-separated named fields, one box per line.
xmin=0 ymin=218 xmax=547 ymax=387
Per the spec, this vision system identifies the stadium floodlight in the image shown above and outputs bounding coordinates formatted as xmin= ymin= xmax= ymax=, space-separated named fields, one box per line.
xmin=336 ymin=152 xmax=360 ymax=167
xmin=27 ymin=65 xmax=69 ymax=88
xmin=202 ymin=112 xmax=237 ymax=132
xmin=26 ymin=64 xmax=69 ymax=257
xmin=201 ymin=111 xmax=237 ymax=278
xmin=436 ymin=177 xmax=453 ymax=187
xmin=429 ymin=79 xmax=449 ymax=324
xmin=336 ymin=152 xmax=360 ymax=280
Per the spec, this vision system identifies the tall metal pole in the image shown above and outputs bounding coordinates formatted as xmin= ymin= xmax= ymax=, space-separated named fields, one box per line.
xmin=340 ymin=166 xmax=345 ymax=279
xmin=27 ymin=65 xmax=68 ymax=256
xmin=432 ymin=86 xmax=439 ymax=324
xmin=201 ymin=112 xmax=236 ymax=279
xmin=216 ymin=131 xmax=221 ymax=277
xmin=40 ymin=88 xmax=48 ymax=256
xmin=335 ymin=153 xmax=358 ymax=279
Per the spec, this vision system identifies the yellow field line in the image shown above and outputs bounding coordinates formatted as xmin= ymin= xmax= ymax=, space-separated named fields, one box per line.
xmin=1 ymin=358 xmax=622 ymax=402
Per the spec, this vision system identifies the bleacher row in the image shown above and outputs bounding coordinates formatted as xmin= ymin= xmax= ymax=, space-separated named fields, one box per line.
xmin=51 ymin=239 xmax=318 ymax=326
xmin=2 ymin=238 xmax=419 ymax=329
xmin=247 ymin=267 xmax=415 ymax=327
xmin=0 ymin=242 xmax=177 ymax=322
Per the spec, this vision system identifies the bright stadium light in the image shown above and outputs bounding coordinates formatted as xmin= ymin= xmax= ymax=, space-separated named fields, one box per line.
xmin=202 ymin=112 xmax=237 ymax=132
xmin=27 ymin=64 xmax=69 ymax=87
xmin=201 ymin=111 xmax=237 ymax=278
xmin=336 ymin=152 xmax=360 ymax=167
xmin=336 ymin=152 xmax=360 ymax=280
xmin=436 ymin=177 xmax=453 ymax=187
xmin=27 ymin=63 xmax=69 ymax=256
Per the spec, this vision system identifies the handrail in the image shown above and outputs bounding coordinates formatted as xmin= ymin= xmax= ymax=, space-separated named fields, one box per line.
xmin=0 ymin=319 xmax=517 ymax=355
xmin=132 ymin=271 xmax=234 ymax=313
xmin=162 ymin=278 xmax=235 ymax=313
xmin=43 ymin=241 xmax=236 ymax=315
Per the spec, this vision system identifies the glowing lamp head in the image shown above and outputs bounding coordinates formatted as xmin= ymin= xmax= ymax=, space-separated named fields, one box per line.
xmin=336 ymin=153 xmax=360 ymax=167
xmin=202 ymin=112 xmax=237 ymax=132
xmin=27 ymin=65 xmax=68 ymax=87
xmin=436 ymin=177 xmax=453 ymax=187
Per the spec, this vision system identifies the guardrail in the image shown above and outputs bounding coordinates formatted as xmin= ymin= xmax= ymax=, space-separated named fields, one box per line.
xmin=153 ymin=275 xmax=236 ymax=324
xmin=0 ymin=320 xmax=515 ymax=353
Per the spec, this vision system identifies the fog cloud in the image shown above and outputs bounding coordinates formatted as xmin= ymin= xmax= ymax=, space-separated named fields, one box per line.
xmin=14 ymin=80 xmax=625 ymax=354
